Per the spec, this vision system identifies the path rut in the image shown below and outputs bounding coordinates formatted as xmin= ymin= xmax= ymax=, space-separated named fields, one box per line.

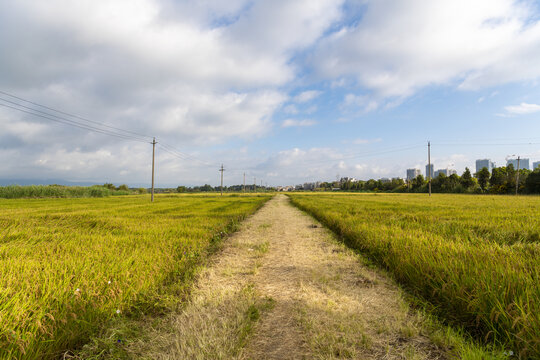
xmin=127 ymin=195 xmax=447 ymax=359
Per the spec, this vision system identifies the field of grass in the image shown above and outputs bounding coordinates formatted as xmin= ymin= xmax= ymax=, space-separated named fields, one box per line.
xmin=0 ymin=185 xmax=130 ymax=199
xmin=289 ymin=193 xmax=540 ymax=358
xmin=0 ymin=194 xmax=270 ymax=359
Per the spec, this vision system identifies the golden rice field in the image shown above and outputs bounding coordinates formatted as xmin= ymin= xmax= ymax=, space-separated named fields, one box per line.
xmin=0 ymin=194 xmax=270 ymax=359
xmin=289 ymin=193 xmax=540 ymax=359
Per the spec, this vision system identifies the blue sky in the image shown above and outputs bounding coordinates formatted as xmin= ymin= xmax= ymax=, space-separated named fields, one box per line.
xmin=1 ymin=0 xmax=540 ymax=187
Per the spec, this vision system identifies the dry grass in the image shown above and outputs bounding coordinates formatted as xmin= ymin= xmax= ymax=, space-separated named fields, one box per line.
xmin=102 ymin=198 xmax=278 ymax=359
xmin=79 ymin=195 xmax=499 ymax=359
xmin=243 ymin=195 xmax=448 ymax=360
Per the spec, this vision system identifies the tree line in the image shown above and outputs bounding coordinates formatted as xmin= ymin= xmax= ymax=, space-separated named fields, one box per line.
xmin=314 ymin=165 xmax=540 ymax=194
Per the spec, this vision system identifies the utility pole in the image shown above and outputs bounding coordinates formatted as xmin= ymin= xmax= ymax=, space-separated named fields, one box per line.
xmin=151 ymin=137 xmax=156 ymax=202
xmin=515 ymin=156 xmax=521 ymax=195
xmin=428 ymin=141 xmax=431 ymax=196
xmin=243 ymin=172 xmax=246 ymax=193
xmin=219 ymin=164 xmax=225 ymax=196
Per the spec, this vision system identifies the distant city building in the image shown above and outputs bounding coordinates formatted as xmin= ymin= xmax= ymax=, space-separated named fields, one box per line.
xmin=425 ymin=164 xmax=434 ymax=178
xmin=507 ymin=158 xmax=530 ymax=170
xmin=340 ymin=177 xmax=357 ymax=184
xmin=534 ymin=161 xmax=540 ymax=170
xmin=433 ymin=169 xmax=457 ymax=177
xmin=277 ymin=185 xmax=295 ymax=192
xmin=406 ymin=168 xmax=421 ymax=181
xmin=476 ymin=159 xmax=495 ymax=174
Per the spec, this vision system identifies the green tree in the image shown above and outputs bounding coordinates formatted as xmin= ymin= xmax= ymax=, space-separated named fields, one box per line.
xmin=411 ymin=175 xmax=425 ymax=191
xmin=477 ymin=167 xmax=490 ymax=192
xmin=525 ymin=169 xmax=540 ymax=193
xmin=443 ymin=173 xmax=460 ymax=192
xmin=117 ymin=184 xmax=129 ymax=191
xmin=460 ymin=168 xmax=475 ymax=189
xmin=176 ymin=186 xmax=187 ymax=193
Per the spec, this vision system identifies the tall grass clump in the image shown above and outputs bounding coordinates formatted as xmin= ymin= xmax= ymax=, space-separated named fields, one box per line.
xmin=289 ymin=193 xmax=540 ymax=358
xmin=0 ymin=185 xmax=128 ymax=199
xmin=0 ymin=194 xmax=270 ymax=359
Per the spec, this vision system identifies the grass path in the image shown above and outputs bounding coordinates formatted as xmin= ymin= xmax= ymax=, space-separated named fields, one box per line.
xmin=118 ymin=195 xmax=450 ymax=359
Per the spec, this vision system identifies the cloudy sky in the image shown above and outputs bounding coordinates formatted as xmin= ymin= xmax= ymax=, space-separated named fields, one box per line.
xmin=1 ymin=0 xmax=540 ymax=187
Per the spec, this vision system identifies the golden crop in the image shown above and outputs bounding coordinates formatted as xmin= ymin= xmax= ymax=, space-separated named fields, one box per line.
xmin=289 ymin=193 xmax=540 ymax=359
xmin=0 ymin=194 xmax=270 ymax=359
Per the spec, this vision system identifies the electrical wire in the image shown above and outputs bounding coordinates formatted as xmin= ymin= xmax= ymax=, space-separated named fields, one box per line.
xmin=0 ymin=90 xmax=152 ymax=140
xmin=0 ymin=101 xmax=150 ymax=143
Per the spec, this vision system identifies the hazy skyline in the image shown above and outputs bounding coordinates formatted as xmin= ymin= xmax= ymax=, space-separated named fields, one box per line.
xmin=1 ymin=0 xmax=540 ymax=187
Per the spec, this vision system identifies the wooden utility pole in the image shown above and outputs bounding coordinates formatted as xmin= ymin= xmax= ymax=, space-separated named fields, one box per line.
xmin=515 ymin=156 xmax=521 ymax=195
xmin=243 ymin=172 xmax=246 ymax=193
xmin=428 ymin=141 xmax=431 ymax=196
xmin=151 ymin=137 xmax=156 ymax=202
xmin=219 ymin=164 xmax=225 ymax=196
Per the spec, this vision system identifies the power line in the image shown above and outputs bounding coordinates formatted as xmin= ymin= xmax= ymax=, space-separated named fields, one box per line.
xmin=432 ymin=141 xmax=540 ymax=146
xmin=0 ymin=101 xmax=150 ymax=143
xmin=0 ymin=90 xmax=152 ymax=140
xmin=158 ymin=142 xmax=218 ymax=167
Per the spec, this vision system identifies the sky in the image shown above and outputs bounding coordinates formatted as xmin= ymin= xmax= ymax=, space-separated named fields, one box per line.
xmin=1 ymin=0 xmax=540 ymax=187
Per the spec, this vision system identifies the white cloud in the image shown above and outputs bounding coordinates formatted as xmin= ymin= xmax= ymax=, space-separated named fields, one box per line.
xmin=342 ymin=94 xmax=379 ymax=112
xmin=0 ymin=0 xmax=343 ymax=184
xmin=283 ymin=104 xmax=299 ymax=114
xmin=312 ymin=0 xmax=540 ymax=99
xmin=503 ymin=102 xmax=540 ymax=115
xmin=281 ymin=119 xmax=317 ymax=128
xmin=293 ymin=90 xmax=323 ymax=103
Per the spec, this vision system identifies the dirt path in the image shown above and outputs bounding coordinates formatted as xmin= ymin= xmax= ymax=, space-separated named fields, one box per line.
xmin=128 ymin=195 xmax=447 ymax=359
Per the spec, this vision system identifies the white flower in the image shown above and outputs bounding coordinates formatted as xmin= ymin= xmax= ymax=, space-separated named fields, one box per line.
xmin=107 ymin=281 xmax=111 ymax=284
xmin=116 ymin=309 xmax=121 ymax=314
xmin=75 ymin=288 xmax=80 ymax=292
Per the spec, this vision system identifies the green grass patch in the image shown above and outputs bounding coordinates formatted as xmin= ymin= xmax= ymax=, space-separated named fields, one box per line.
xmin=0 ymin=185 xmax=130 ymax=199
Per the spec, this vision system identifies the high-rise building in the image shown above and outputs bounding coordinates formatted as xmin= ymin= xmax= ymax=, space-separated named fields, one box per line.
xmin=425 ymin=164 xmax=434 ymax=178
xmin=507 ymin=158 xmax=530 ymax=170
xmin=475 ymin=159 xmax=495 ymax=173
xmin=433 ymin=169 xmax=457 ymax=178
xmin=533 ymin=161 xmax=540 ymax=170
xmin=406 ymin=168 xmax=421 ymax=180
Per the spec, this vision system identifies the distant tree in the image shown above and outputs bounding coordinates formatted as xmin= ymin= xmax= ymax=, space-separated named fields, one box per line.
xmin=103 ymin=183 xmax=115 ymax=190
xmin=525 ymin=169 xmax=540 ymax=193
xmin=411 ymin=175 xmax=425 ymax=191
xmin=176 ymin=186 xmax=187 ymax=193
xmin=443 ymin=173 xmax=460 ymax=192
xmin=137 ymin=188 xmax=147 ymax=194
xmin=117 ymin=184 xmax=129 ymax=191
xmin=200 ymin=184 xmax=213 ymax=192
xmin=460 ymin=168 xmax=475 ymax=189
xmin=489 ymin=167 xmax=507 ymax=194
xmin=477 ymin=167 xmax=490 ymax=192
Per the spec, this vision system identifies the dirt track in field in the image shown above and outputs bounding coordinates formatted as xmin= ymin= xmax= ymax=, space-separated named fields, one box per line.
xmin=130 ymin=195 xmax=447 ymax=359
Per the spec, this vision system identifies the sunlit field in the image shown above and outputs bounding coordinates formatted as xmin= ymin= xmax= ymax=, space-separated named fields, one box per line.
xmin=289 ymin=193 xmax=540 ymax=358
xmin=0 ymin=194 xmax=270 ymax=359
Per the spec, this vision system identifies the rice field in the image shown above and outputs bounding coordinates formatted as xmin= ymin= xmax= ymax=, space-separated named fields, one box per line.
xmin=288 ymin=193 xmax=540 ymax=359
xmin=0 ymin=194 xmax=270 ymax=359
